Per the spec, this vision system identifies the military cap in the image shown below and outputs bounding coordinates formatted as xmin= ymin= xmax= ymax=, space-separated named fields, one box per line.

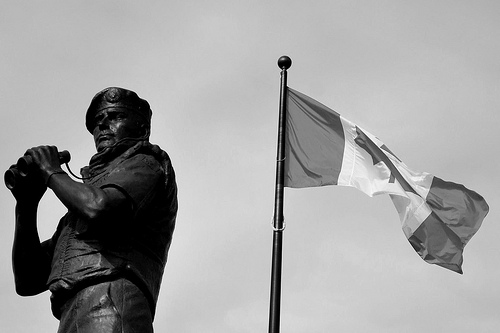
xmin=86 ymin=87 xmax=152 ymax=133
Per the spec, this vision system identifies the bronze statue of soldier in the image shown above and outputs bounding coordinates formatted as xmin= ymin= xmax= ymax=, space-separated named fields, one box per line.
xmin=7 ymin=87 xmax=177 ymax=333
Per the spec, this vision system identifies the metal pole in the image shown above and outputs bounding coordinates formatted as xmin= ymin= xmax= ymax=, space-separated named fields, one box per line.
xmin=269 ymin=55 xmax=292 ymax=333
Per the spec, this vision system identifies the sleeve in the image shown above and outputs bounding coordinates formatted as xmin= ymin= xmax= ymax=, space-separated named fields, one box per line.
xmin=99 ymin=154 xmax=164 ymax=215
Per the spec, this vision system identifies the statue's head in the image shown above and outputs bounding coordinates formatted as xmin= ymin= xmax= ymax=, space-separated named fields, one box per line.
xmin=86 ymin=87 xmax=152 ymax=152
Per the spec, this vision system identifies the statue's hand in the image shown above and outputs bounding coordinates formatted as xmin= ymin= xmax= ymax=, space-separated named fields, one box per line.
xmin=8 ymin=164 xmax=47 ymax=204
xmin=24 ymin=146 xmax=64 ymax=184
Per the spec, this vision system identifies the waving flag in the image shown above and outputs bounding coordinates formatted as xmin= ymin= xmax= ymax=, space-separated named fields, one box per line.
xmin=285 ymin=88 xmax=489 ymax=273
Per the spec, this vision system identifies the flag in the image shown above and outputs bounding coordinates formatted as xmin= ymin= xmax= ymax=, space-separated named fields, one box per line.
xmin=285 ymin=87 xmax=489 ymax=273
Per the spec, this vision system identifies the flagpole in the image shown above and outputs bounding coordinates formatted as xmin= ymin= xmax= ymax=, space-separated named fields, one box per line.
xmin=269 ymin=55 xmax=292 ymax=333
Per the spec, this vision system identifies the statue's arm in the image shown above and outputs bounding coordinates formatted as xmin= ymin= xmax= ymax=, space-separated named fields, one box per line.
xmin=25 ymin=146 xmax=131 ymax=222
xmin=8 ymin=157 xmax=51 ymax=296
xmin=10 ymin=146 xmax=129 ymax=296
xmin=12 ymin=201 xmax=51 ymax=296
xmin=48 ymin=173 xmax=130 ymax=221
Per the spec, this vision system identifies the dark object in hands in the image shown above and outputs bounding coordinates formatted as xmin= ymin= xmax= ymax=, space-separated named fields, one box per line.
xmin=4 ymin=150 xmax=71 ymax=190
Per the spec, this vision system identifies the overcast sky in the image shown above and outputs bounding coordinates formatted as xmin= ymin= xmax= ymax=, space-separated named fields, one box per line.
xmin=1 ymin=1 xmax=499 ymax=332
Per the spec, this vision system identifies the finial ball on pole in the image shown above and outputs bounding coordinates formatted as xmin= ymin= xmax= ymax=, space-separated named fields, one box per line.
xmin=277 ymin=56 xmax=292 ymax=70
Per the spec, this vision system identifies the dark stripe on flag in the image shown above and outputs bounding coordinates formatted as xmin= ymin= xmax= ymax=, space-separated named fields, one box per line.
xmin=426 ymin=177 xmax=489 ymax=245
xmin=409 ymin=177 xmax=489 ymax=274
xmin=285 ymin=88 xmax=345 ymax=188
xmin=409 ymin=211 xmax=465 ymax=274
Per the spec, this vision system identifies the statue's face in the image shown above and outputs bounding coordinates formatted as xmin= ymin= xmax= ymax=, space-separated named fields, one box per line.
xmin=92 ymin=107 xmax=144 ymax=152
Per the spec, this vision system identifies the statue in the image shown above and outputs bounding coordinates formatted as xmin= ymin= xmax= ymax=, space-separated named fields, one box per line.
xmin=6 ymin=87 xmax=178 ymax=332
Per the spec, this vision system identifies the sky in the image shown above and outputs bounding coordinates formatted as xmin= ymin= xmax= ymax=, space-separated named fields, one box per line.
xmin=0 ymin=1 xmax=499 ymax=332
